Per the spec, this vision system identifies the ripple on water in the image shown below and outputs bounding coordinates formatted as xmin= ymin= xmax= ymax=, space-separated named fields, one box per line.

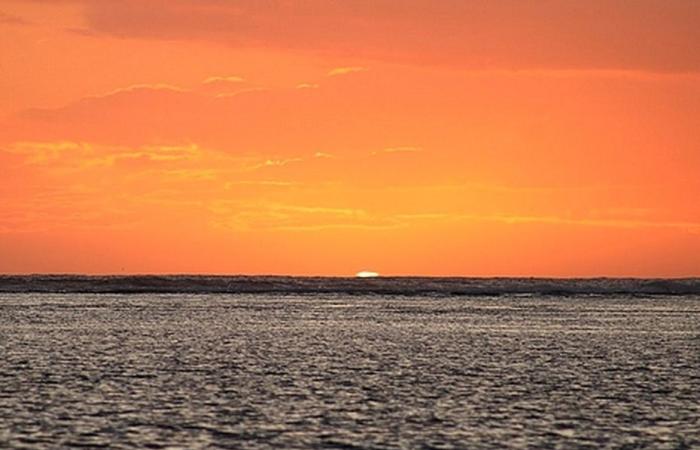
xmin=0 ymin=293 xmax=699 ymax=449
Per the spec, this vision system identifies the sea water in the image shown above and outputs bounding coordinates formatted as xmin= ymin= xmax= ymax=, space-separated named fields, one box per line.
xmin=1 ymin=292 xmax=699 ymax=449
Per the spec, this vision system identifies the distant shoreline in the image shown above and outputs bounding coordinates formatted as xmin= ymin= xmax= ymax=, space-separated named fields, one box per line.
xmin=1 ymin=275 xmax=698 ymax=296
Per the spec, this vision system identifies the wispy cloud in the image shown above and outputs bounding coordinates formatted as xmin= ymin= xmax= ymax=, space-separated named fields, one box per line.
xmin=395 ymin=212 xmax=700 ymax=232
xmin=214 ymin=87 xmax=269 ymax=98
xmin=0 ymin=12 xmax=30 ymax=26
xmin=224 ymin=180 xmax=299 ymax=189
xmin=247 ymin=157 xmax=304 ymax=171
xmin=372 ymin=146 xmax=422 ymax=155
xmin=0 ymin=183 xmax=139 ymax=233
xmin=93 ymin=83 xmax=187 ymax=99
xmin=269 ymin=204 xmax=367 ymax=217
xmin=327 ymin=67 xmax=368 ymax=77
xmin=5 ymin=141 xmax=203 ymax=168
xmin=5 ymin=141 xmax=90 ymax=165
xmin=203 ymin=75 xmax=246 ymax=84
xmin=444 ymin=68 xmax=700 ymax=82
xmin=162 ymin=168 xmax=217 ymax=180
xmin=267 ymin=222 xmax=402 ymax=232
xmin=209 ymin=201 xmax=402 ymax=232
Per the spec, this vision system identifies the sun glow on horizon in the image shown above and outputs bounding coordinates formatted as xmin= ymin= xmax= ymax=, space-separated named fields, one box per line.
xmin=356 ymin=271 xmax=380 ymax=278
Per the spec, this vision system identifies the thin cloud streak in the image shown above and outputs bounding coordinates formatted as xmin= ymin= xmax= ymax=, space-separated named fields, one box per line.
xmin=397 ymin=213 xmax=700 ymax=232
xmin=327 ymin=67 xmax=368 ymax=77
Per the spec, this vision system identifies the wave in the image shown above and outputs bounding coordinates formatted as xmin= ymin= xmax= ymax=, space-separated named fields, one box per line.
xmin=0 ymin=275 xmax=699 ymax=296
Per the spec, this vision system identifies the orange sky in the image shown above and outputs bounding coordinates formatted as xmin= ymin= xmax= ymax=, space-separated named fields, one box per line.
xmin=1 ymin=0 xmax=699 ymax=276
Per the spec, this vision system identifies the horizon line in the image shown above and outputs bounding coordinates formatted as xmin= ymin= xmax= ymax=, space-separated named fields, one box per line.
xmin=1 ymin=273 xmax=698 ymax=280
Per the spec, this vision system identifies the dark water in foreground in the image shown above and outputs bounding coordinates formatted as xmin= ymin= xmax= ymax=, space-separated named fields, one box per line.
xmin=1 ymin=293 xmax=699 ymax=449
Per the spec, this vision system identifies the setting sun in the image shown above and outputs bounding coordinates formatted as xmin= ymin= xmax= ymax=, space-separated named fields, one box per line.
xmin=356 ymin=271 xmax=380 ymax=278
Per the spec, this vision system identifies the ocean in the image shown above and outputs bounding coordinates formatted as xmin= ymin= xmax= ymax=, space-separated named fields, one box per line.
xmin=1 ymin=277 xmax=699 ymax=449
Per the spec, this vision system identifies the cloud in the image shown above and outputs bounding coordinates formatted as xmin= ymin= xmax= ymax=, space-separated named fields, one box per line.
xmin=203 ymin=75 xmax=245 ymax=84
xmin=206 ymin=200 xmax=700 ymax=234
xmin=93 ymin=83 xmax=187 ymax=98
xmin=0 ymin=179 xmax=141 ymax=234
xmin=0 ymin=12 xmax=30 ymax=26
xmin=198 ymin=76 xmax=260 ymax=97
xmin=209 ymin=201 xmax=402 ymax=232
xmin=4 ymin=141 xmax=90 ymax=165
xmin=2 ymin=74 xmax=410 ymax=154
xmin=4 ymin=141 xmax=202 ymax=168
xmin=162 ymin=168 xmax=216 ymax=180
xmin=327 ymin=67 xmax=368 ymax=77
xmin=395 ymin=212 xmax=700 ymax=232
xmin=55 ymin=0 xmax=700 ymax=73
xmin=224 ymin=180 xmax=299 ymax=189
xmin=3 ymin=66 xmax=698 ymax=198
xmin=247 ymin=157 xmax=304 ymax=171
xmin=383 ymin=146 xmax=421 ymax=153
xmin=372 ymin=146 xmax=422 ymax=155
xmin=213 ymin=87 xmax=269 ymax=98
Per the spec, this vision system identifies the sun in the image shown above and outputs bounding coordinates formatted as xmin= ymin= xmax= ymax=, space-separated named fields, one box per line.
xmin=356 ymin=271 xmax=380 ymax=278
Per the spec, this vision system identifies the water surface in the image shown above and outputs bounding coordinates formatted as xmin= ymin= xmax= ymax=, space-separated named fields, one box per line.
xmin=1 ymin=293 xmax=699 ymax=448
